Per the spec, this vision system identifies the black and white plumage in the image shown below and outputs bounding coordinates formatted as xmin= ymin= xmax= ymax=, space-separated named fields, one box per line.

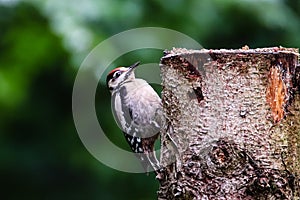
xmin=106 ymin=62 xmax=162 ymax=172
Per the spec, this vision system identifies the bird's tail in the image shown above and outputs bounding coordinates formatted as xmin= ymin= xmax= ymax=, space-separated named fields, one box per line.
xmin=137 ymin=151 xmax=160 ymax=174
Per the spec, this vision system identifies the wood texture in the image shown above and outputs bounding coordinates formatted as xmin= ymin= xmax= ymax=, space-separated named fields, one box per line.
xmin=157 ymin=47 xmax=300 ymax=199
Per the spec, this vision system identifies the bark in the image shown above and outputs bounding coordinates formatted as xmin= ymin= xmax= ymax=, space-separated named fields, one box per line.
xmin=157 ymin=47 xmax=300 ymax=199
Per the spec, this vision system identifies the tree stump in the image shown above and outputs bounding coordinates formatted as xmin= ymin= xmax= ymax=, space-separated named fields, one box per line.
xmin=158 ymin=47 xmax=300 ymax=199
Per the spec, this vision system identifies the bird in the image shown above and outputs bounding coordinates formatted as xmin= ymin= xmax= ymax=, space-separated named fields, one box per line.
xmin=106 ymin=61 xmax=162 ymax=173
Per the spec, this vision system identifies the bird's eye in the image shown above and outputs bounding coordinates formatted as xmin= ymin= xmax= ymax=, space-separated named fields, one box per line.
xmin=114 ymin=71 xmax=121 ymax=78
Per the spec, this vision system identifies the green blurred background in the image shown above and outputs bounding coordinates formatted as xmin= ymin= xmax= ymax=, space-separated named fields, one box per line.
xmin=0 ymin=0 xmax=299 ymax=199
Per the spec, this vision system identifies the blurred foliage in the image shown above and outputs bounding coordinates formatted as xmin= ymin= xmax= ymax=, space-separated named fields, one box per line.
xmin=0 ymin=0 xmax=299 ymax=199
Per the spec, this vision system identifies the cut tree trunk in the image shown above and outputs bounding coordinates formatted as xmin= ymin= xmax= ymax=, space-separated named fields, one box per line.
xmin=157 ymin=47 xmax=300 ymax=199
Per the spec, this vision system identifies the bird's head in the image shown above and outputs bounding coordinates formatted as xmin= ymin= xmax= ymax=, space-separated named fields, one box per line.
xmin=106 ymin=61 xmax=140 ymax=92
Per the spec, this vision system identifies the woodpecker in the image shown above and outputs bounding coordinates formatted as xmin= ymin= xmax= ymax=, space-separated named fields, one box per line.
xmin=106 ymin=61 xmax=162 ymax=173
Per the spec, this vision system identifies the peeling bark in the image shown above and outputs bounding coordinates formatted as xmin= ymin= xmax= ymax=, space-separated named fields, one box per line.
xmin=157 ymin=47 xmax=300 ymax=199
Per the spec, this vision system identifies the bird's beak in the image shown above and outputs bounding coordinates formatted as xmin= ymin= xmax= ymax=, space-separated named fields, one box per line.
xmin=128 ymin=61 xmax=140 ymax=71
xmin=124 ymin=61 xmax=140 ymax=78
